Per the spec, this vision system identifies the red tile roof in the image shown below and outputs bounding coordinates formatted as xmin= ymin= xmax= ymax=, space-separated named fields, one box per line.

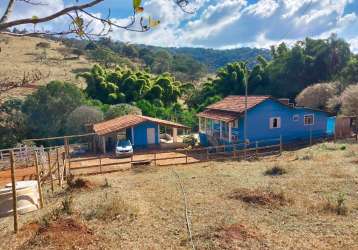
xmin=93 ymin=115 xmax=189 ymax=136
xmin=206 ymin=95 xmax=270 ymax=113
xmin=197 ymin=109 xmax=239 ymax=122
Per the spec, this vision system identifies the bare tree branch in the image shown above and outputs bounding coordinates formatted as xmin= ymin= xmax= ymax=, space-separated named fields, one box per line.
xmin=0 ymin=0 xmax=194 ymax=38
xmin=0 ymin=0 xmax=16 ymax=24
xmin=0 ymin=70 xmax=49 ymax=98
xmin=0 ymin=0 xmax=104 ymax=30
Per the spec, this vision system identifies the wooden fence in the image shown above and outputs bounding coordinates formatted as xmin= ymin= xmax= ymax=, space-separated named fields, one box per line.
xmin=67 ymin=138 xmax=282 ymax=177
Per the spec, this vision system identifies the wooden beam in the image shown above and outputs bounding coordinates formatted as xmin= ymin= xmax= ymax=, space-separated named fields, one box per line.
xmin=23 ymin=132 xmax=96 ymax=143
xmin=10 ymin=151 xmax=18 ymax=233
xmin=102 ymin=136 xmax=106 ymax=154
xmin=47 ymin=150 xmax=54 ymax=193
xmin=34 ymin=152 xmax=44 ymax=208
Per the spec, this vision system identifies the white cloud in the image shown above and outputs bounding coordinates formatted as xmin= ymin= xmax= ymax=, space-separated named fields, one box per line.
xmin=1 ymin=0 xmax=358 ymax=51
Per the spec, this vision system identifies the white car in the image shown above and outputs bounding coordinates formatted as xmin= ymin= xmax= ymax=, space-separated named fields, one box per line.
xmin=115 ymin=140 xmax=133 ymax=158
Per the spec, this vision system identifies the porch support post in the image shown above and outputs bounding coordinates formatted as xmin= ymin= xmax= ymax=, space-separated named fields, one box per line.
xmin=157 ymin=124 xmax=160 ymax=144
xmin=173 ymin=127 xmax=178 ymax=143
xmin=204 ymin=118 xmax=207 ymax=133
xmin=131 ymin=127 xmax=135 ymax=145
xmin=219 ymin=121 xmax=223 ymax=140
xmin=102 ymin=136 xmax=106 ymax=154
xmin=228 ymin=122 xmax=232 ymax=143
xmin=199 ymin=117 xmax=202 ymax=133
xmin=212 ymin=120 xmax=214 ymax=136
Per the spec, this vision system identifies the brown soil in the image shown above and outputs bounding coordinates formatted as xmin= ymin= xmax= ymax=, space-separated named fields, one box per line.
xmin=228 ymin=188 xmax=289 ymax=206
xmin=67 ymin=177 xmax=97 ymax=190
xmin=20 ymin=217 xmax=100 ymax=250
xmin=197 ymin=224 xmax=264 ymax=249
xmin=220 ymin=224 xmax=260 ymax=241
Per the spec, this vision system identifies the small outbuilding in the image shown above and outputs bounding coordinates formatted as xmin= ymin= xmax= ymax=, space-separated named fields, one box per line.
xmin=335 ymin=116 xmax=357 ymax=139
xmin=92 ymin=115 xmax=189 ymax=153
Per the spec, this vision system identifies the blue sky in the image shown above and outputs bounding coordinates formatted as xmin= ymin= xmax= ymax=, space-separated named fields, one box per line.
xmin=3 ymin=0 xmax=358 ymax=51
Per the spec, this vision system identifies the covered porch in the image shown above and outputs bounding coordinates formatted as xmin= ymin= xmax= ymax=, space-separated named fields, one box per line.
xmin=198 ymin=109 xmax=240 ymax=145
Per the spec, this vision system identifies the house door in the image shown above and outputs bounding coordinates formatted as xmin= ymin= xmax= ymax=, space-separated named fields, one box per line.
xmin=147 ymin=128 xmax=156 ymax=144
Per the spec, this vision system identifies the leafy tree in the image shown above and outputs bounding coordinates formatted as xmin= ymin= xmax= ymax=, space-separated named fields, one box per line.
xmin=340 ymin=84 xmax=358 ymax=116
xmin=66 ymin=105 xmax=104 ymax=135
xmin=295 ymin=83 xmax=338 ymax=110
xmin=89 ymin=47 xmax=133 ymax=68
xmin=121 ymin=44 xmax=139 ymax=58
xmin=213 ymin=62 xmax=249 ymax=96
xmin=151 ymin=50 xmax=173 ymax=74
xmin=105 ymin=104 xmax=142 ymax=120
xmin=22 ymin=81 xmax=84 ymax=138
xmin=79 ymin=64 xmax=183 ymax=106
xmin=340 ymin=55 xmax=358 ymax=88
xmin=0 ymin=99 xmax=26 ymax=149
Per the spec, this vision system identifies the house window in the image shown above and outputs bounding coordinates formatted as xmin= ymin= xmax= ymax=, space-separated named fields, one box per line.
xmin=293 ymin=115 xmax=299 ymax=122
xmin=304 ymin=114 xmax=314 ymax=125
xmin=270 ymin=117 xmax=281 ymax=129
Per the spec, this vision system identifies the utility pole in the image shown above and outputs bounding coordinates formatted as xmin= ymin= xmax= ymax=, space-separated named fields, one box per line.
xmin=243 ymin=71 xmax=248 ymax=159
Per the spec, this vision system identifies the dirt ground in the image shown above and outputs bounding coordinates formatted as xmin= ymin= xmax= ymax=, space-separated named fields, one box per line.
xmin=0 ymin=151 xmax=200 ymax=186
xmin=0 ymin=141 xmax=357 ymax=249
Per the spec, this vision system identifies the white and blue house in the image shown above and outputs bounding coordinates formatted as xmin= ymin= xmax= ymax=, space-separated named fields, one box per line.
xmin=93 ymin=115 xmax=189 ymax=153
xmin=197 ymin=95 xmax=333 ymax=146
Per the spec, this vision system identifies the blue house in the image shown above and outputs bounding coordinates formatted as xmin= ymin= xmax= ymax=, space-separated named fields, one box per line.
xmin=93 ymin=115 xmax=189 ymax=153
xmin=197 ymin=96 xmax=332 ymax=146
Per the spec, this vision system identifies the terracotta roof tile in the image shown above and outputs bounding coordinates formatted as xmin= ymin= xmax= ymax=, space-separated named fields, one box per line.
xmin=93 ymin=115 xmax=189 ymax=136
xmin=197 ymin=109 xmax=239 ymax=122
xmin=206 ymin=95 xmax=270 ymax=113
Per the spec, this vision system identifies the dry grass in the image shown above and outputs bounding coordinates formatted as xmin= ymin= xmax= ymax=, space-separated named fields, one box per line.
xmin=85 ymin=194 xmax=138 ymax=222
xmin=0 ymin=35 xmax=93 ymax=101
xmin=0 ymin=141 xmax=357 ymax=249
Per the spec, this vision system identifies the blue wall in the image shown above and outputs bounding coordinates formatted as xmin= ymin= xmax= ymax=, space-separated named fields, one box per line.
xmin=236 ymin=99 xmax=329 ymax=143
xmin=199 ymin=99 xmax=330 ymax=146
xmin=128 ymin=121 xmax=159 ymax=147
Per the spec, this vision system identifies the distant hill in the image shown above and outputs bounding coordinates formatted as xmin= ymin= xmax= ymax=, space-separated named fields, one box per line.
xmin=167 ymin=47 xmax=272 ymax=71
xmin=0 ymin=35 xmax=93 ymax=101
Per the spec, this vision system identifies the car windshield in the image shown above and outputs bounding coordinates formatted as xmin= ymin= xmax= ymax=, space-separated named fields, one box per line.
xmin=117 ymin=140 xmax=131 ymax=147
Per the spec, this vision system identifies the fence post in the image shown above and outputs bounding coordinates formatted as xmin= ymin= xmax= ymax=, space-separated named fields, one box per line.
xmin=56 ymin=148 xmax=61 ymax=186
xmin=256 ymin=141 xmax=259 ymax=158
xmin=34 ymin=153 xmax=44 ymax=209
xmin=10 ymin=151 xmax=18 ymax=233
xmin=99 ymin=154 xmax=102 ymax=173
xmin=279 ymin=136 xmax=283 ymax=155
xmin=47 ymin=151 xmax=54 ymax=193
xmin=206 ymin=148 xmax=209 ymax=161
xmin=62 ymin=152 xmax=67 ymax=180
xmin=244 ymin=143 xmax=247 ymax=160
xmin=185 ymin=150 xmax=188 ymax=164
xmin=154 ymin=153 xmax=157 ymax=166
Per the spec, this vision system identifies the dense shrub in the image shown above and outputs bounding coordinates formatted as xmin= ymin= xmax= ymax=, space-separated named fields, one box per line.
xmin=66 ymin=105 xmax=104 ymax=134
xmin=340 ymin=84 xmax=358 ymax=116
xmin=105 ymin=104 xmax=142 ymax=120
xmin=295 ymin=83 xmax=337 ymax=110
